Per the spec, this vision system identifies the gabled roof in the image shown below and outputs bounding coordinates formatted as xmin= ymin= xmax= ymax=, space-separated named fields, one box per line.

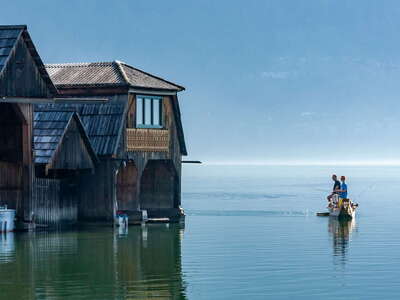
xmin=45 ymin=61 xmax=185 ymax=92
xmin=34 ymin=108 xmax=98 ymax=165
xmin=0 ymin=25 xmax=57 ymax=96
xmin=35 ymin=103 xmax=126 ymax=157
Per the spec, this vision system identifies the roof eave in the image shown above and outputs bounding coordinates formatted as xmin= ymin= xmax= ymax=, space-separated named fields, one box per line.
xmin=0 ymin=25 xmax=27 ymax=30
xmin=54 ymin=83 xmax=129 ymax=89
xmin=130 ymin=85 xmax=184 ymax=92
xmin=118 ymin=62 xmax=185 ymax=92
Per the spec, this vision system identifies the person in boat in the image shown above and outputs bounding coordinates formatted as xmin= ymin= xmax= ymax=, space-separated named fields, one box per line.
xmin=335 ymin=175 xmax=348 ymax=208
xmin=327 ymin=174 xmax=341 ymax=202
xmin=338 ymin=176 xmax=348 ymax=200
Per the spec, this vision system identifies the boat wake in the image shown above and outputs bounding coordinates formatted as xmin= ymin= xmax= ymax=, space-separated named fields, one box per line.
xmin=186 ymin=210 xmax=310 ymax=217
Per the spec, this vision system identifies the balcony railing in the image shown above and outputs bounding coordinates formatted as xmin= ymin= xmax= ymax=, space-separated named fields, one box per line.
xmin=126 ymin=128 xmax=169 ymax=152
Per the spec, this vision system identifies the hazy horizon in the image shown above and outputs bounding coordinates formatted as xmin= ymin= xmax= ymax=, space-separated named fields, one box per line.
xmin=199 ymin=160 xmax=400 ymax=166
xmin=4 ymin=0 xmax=400 ymax=164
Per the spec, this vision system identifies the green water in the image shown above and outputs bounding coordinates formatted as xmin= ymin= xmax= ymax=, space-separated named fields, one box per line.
xmin=0 ymin=225 xmax=186 ymax=300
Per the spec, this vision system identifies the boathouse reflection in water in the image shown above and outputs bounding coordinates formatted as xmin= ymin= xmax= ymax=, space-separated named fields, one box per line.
xmin=328 ymin=218 xmax=356 ymax=264
xmin=0 ymin=224 xmax=187 ymax=300
xmin=0 ymin=232 xmax=15 ymax=264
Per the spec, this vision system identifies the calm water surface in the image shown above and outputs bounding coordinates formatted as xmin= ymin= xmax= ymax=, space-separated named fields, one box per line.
xmin=1 ymin=165 xmax=400 ymax=299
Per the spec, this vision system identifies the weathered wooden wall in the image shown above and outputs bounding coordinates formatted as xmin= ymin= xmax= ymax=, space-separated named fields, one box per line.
xmin=0 ymin=36 xmax=51 ymax=97
xmin=125 ymin=94 xmax=182 ymax=211
xmin=48 ymin=118 xmax=95 ymax=172
xmin=140 ymin=160 xmax=177 ymax=211
xmin=18 ymin=103 xmax=33 ymax=220
xmin=32 ymin=177 xmax=78 ymax=225
xmin=78 ymin=160 xmax=117 ymax=222
xmin=116 ymin=162 xmax=138 ymax=211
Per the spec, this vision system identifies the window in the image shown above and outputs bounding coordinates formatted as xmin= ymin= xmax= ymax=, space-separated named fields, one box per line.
xmin=136 ymin=96 xmax=163 ymax=128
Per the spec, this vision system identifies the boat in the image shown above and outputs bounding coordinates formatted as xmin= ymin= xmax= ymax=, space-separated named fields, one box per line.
xmin=328 ymin=195 xmax=357 ymax=219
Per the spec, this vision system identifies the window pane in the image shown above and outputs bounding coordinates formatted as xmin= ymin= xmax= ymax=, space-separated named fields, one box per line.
xmin=136 ymin=97 xmax=143 ymax=125
xmin=144 ymin=98 xmax=152 ymax=125
xmin=153 ymin=99 xmax=160 ymax=126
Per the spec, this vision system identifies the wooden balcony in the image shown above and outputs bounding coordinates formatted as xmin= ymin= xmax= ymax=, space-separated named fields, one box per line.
xmin=126 ymin=128 xmax=169 ymax=152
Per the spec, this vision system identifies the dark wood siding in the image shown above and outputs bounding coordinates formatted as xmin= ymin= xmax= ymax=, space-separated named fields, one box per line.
xmin=17 ymin=103 xmax=33 ymax=219
xmin=78 ymin=160 xmax=117 ymax=222
xmin=116 ymin=162 xmax=138 ymax=211
xmin=32 ymin=177 xmax=78 ymax=225
xmin=140 ymin=160 xmax=178 ymax=211
xmin=126 ymin=95 xmax=182 ymax=211
xmin=0 ymin=37 xmax=52 ymax=97
xmin=48 ymin=118 xmax=95 ymax=171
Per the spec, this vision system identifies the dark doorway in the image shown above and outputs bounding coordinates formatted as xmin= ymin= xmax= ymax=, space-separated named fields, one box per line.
xmin=0 ymin=103 xmax=24 ymax=209
xmin=140 ymin=160 xmax=178 ymax=211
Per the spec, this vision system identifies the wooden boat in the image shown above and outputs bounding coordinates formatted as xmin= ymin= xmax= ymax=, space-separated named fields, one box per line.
xmin=328 ymin=195 xmax=357 ymax=219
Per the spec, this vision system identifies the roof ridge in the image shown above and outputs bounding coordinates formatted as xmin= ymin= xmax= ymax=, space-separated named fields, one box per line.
xmin=114 ymin=60 xmax=130 ymax=85
xmin=0 ymin=25 xmax=27 ymax=30
xmin=46 ymin=62 xmax=114 ymax=68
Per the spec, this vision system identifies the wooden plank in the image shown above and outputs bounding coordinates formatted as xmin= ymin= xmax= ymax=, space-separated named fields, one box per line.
xmin=126 ymin=128 xmax=169 ymax=152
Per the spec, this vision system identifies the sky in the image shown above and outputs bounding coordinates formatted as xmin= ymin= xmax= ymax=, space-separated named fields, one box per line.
xmin=3 ymin=0 xmax=400 ymax=164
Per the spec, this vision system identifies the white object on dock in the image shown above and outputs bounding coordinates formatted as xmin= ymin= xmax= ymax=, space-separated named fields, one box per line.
xmin=117 ymin=214 xmax=128 ymax=227
xmin=0 ymin=208 xmax=16 ymax=232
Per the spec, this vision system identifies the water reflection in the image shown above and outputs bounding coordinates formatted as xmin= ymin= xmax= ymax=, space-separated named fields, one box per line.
xmin=328 ymin=218 xmax=356 ymax=264
xmin=0 ymin=232 xmax=15 ymax=264
xmin=0 ymin=224 xmax=186 ymax=300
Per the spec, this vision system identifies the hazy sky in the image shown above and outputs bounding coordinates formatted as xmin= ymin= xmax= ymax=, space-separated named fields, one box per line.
xmin=4 ymin=0 xmax=400 ymax=164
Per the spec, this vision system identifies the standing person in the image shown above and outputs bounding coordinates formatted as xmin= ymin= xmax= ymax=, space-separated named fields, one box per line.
xmin=327 ymin=174 xmax=341 ymax=202
xmin=339 ymin=176 xmax=348 ymax=199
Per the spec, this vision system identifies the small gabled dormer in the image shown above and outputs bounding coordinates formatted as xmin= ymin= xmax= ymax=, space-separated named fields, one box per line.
xmin=34 ymin=108 xmax=98 ymax=178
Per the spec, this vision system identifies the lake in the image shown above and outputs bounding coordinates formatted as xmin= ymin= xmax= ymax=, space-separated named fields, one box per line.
xmin=1 ymin=165 xmax=400 ymax=299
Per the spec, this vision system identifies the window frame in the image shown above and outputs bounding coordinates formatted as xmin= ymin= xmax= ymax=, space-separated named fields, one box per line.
xmin=136 ymin=95 xmax=163 ymax=129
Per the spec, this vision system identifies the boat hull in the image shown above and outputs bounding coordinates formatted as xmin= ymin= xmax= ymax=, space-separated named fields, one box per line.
xmin=329 ymin=207 xmax=355 ymax=219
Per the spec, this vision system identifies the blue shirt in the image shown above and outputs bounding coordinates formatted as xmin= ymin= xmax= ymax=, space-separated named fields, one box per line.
xmin=340 ymin=183 xmax=347 ymax=199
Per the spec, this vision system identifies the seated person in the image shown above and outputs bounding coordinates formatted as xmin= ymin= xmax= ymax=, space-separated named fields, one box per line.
xmin=327 ymin=174 xmax=341 ymax=202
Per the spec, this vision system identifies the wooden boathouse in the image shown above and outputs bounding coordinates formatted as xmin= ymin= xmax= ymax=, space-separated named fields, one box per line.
xmin=0 ymin=24 xmax=57 ymax=222
xmin=45 ymin=61 xmax=187 ymax=222
xmin=0 ymin=25 xmax=188 ymax=226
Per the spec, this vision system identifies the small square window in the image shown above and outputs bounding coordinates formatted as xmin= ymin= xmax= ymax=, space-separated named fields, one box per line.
xmin=136 ymin=96 xmax=163 ymax=128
